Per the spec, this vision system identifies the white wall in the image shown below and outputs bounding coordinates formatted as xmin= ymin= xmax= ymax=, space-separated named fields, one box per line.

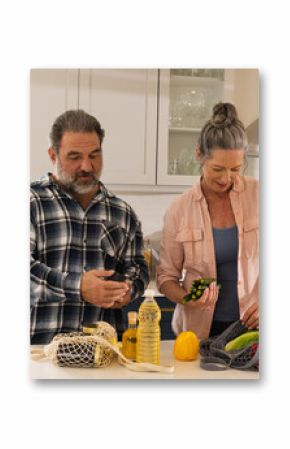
xmin=119 ymin=192 xmax=179 ymax=237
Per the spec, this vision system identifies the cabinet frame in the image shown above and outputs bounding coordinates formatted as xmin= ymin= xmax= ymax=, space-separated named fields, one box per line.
xmin=78 ymin=69 xmax=159 ymax=185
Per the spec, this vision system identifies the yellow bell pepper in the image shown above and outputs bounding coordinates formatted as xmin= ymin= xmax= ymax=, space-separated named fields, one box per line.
xmin=173 ymin=331 xmax=199 ymax=361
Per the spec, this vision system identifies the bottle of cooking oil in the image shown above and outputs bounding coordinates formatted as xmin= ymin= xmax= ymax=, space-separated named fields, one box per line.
xmin=122 ymin=311 xmax=138 ymax=361
xmin=136 ymin=289 xmax=161 ymax=365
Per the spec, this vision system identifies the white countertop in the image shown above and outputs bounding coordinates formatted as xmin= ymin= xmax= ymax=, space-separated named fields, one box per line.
xmin=30 ymin=341 xmax=259 ymax=380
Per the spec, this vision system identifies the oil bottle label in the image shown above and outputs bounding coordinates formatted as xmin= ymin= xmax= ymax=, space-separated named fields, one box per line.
xmin=138 ymin=309 xmax=160 ymax=323
xmin=127 ymin=337 xmax=137 ymax=343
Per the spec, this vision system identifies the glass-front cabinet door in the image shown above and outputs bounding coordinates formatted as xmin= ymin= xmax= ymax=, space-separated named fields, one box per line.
xmin=157 ymin=69 xmax=235 ymax=186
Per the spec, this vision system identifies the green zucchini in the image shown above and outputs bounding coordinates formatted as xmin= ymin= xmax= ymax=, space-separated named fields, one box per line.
xmin=225 ymin=331 xmax=259 ymax=352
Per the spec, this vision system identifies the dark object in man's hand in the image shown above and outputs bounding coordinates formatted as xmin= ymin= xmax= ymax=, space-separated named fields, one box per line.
xmin=106 ymin=273 xmax=127 ymax=282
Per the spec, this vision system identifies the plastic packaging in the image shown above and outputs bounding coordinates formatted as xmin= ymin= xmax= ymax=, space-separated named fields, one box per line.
xmin=136 ymin=289 xmax=161 ymax=364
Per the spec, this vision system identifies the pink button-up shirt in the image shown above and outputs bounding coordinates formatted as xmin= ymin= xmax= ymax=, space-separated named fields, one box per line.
xmin=157 ymin=176 xmax=259 ymax=340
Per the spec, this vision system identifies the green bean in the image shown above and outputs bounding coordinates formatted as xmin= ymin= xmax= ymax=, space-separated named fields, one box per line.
xmin=182 ymin=278 xmax=221 ymax=303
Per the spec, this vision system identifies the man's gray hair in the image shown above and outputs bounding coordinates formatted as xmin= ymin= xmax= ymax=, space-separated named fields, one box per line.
xmin=49 ymin=109 xmax=105 ymax=153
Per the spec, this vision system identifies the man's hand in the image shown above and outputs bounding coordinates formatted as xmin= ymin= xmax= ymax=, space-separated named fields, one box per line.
xmin=80 ymin=269 xmax=129 ymax=308
xmin=111 ymin=281 xmax=132 ymax=308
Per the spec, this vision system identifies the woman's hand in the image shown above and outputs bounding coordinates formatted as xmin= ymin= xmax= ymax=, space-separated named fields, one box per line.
xmin=185 ymin=281 xmax=219 ymax=309
xmin=241 ymin=303 xmax=259 ymax=329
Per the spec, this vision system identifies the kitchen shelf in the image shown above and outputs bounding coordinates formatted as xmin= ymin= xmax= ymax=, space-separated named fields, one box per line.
xmin=247 ymin=152 xmax=259 ymax=158
xmin=169 ymin=127 xmax=201 ymax=133
xmin=170 ymin=74 xmax=224 ymax=88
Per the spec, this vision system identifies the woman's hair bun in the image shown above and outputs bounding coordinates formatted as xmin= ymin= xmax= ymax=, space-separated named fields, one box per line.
xmin=198 ymin=102 xmax=247 ymax=155
xmin=212 ymin=102 xmax=238 ymax=128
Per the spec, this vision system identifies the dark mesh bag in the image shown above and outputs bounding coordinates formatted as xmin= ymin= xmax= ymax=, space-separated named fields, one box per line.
xmin=199 ymin=320 xmax=259 ymax=371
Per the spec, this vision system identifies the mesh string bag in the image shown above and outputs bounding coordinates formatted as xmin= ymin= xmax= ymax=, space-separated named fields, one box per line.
xmin=199 ymin=320 xmax=259 ymax=371
xmin=42 ymin=321 xmax=118 ymax=368
xmin=31 ymin=321 xmax=175 ymax=374
xmin=52 ymin=333 xmax=115 ymax=368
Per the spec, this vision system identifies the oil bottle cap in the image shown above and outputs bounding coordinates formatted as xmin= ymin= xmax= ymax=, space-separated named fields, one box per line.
xmin=144 ymin=289 xmax=155 ymax=299
xmin=127 ymin=311 xmax=138 ymax=324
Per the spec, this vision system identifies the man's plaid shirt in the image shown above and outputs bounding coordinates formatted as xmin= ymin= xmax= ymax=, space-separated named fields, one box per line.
xmin=30 ymin=174 xmax=149 ymax=344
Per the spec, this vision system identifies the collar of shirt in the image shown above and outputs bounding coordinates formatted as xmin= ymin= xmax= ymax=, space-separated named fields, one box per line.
xmin=39 ymin=173 xmax=116 ymax=203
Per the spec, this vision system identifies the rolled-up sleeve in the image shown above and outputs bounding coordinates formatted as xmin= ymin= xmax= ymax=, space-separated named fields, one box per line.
xmin=30 ymin=218 xmax=82 ymax=305
xmin=157 ymin=204 xmax=184 ymax=290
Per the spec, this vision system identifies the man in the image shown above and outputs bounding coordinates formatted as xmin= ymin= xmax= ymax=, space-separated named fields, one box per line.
xmin=30 ymin=109 xmax=149 ymax=344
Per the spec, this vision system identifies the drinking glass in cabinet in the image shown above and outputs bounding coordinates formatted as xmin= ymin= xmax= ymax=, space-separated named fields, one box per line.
xmin=169 ymin=69 xmax=225 ymax=129
xmin=168 ymin=149 xmax=200 ymax=176
xmin=166 ymin=69 xmax=226 ymax=177
xmin=171 ymin=69 xmax=224 ymax=80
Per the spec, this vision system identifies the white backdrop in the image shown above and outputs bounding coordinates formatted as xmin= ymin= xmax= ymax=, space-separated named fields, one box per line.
xmin=1 ymin=1 xmax=288 ymax=449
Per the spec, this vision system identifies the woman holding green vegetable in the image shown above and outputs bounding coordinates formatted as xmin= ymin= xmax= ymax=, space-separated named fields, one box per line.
xmin=157 ymin=102 xmax=259 ymax=340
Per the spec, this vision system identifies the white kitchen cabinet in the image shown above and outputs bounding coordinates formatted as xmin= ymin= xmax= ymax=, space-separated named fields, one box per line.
xmin=30 ymin=68 xmax=158 ymax=185
xmin=78 ymin=69 xmax=158 ymax=185
xmin=30 ymin=69 xmax=79 ymax=181
xmin=157 ymin=69 xmax=251 ymax=186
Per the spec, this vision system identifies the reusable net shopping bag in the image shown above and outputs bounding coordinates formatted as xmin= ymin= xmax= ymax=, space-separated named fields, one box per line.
xmin=199 ymin=320 xmax=259 ymax=371
xmin=31 ymin=321 xmax=174 ymax=374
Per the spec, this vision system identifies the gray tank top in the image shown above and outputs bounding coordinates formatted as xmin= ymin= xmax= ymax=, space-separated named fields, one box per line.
xmin=212 ymin=225 xmax=240 ymax=321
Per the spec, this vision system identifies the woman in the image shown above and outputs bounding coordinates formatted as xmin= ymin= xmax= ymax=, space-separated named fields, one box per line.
xmin=157 ymin=102 xmax=259 ymax=340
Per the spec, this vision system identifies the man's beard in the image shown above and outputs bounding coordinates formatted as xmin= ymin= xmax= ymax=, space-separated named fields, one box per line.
xmin=55 ymin=161 xmax=99 ymax=195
